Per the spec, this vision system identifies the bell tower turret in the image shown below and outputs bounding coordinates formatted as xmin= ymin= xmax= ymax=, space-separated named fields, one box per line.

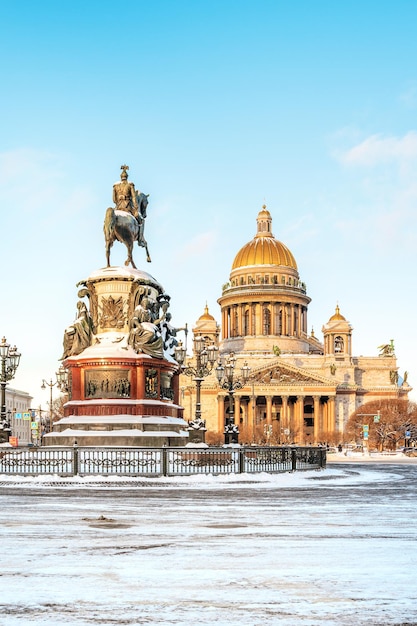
xmin=322 ymin=305 xmax=353 ymax=361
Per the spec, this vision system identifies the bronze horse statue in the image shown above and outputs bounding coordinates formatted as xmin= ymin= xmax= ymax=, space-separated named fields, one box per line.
xmin=104 ymin=192 xmax=151 ymax=269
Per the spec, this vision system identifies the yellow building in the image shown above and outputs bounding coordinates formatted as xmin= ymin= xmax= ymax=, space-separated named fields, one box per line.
xmin=180 ymin=207 xmax=411 ymax=445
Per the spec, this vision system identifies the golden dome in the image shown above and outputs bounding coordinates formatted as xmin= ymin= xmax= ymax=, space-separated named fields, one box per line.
xmin=329 ymin=305 xmax=346 ymax=322
xmin=232 ymin=206 xmax=298 ymax=270
xmin=198 ymin=304 xmax=215 ymax=321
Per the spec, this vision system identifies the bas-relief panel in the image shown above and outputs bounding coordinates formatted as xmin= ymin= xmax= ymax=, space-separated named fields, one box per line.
xmin=85 ymin=369 xmax=131 ymax=399
xmin=252 ymin=366 xmax=327 ymax=386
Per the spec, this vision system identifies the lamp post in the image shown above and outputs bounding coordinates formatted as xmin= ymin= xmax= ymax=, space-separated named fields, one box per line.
xmin=0 ymin=337 xmax=21 ymax=442
xmin=41 ymin=366 xmax=70 ymax=434
xmin=215 ymin=353 xmax=251 ymax=445
xmin=56 ymin=365 xmax=70 ymax=395
xmin=41 ymin=378 xmax=58 ymax=433
xmin=175 ymin=336 xmax=218 ymax=429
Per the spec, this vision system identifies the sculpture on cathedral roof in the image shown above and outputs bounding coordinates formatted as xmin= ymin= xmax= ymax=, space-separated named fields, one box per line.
xmin=378 ymin=340 xmax=395 ymax=357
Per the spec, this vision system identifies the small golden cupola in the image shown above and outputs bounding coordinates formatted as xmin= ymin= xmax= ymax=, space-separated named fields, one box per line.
xmin=322 ymin=305 xmax=353 ymax=359
xmin=192 ymin=304 xmax=220 ymax=347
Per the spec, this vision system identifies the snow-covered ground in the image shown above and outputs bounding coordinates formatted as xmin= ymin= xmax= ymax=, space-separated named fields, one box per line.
xmin=327 ymin=449 xmax=417 ymax=463
xmin=1 ymin=462 xmax=416 ymax=626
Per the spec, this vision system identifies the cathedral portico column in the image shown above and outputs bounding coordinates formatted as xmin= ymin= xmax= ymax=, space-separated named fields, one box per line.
xmin=235 ymin=395 xmax=241 ymax=426
xmin=322 ymin=397 xmax=327 ymax=432
xmin=251 ymin=304 xmax=256 ymax=335
xmin=241 ymin=397 xmax=249 ymax=428
xmin=281 ymin=395 xmax=288 ymax=431
xmin=238 ymin=304 xmax=244 ymax=337
xmin=296 ymin=396 xmax=305 ymax=442
xmin=217 ymin=395 xmax=225 ymax=432
xmin=286 ymin=304 xmax=291 ymax=336
xmin=266 ymin=395 xmax=273 ymax=426
xmin=232 ymin=305 xmax=239 ymax=337
xmin=255 ymin=303 xmax=263 ymax=335
xmin=298 ymin=305 xmax=303 ymax=336
xmin=328 ymin=396 xmax=336 ymax=433
xmin=313 ymin=396 xmax=321 ymax=442
xmin=222 ymin=308 xmax=228 ymax=339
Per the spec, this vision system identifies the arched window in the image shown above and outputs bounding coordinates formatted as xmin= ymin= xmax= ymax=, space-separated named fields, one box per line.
xmin=334 ymin=336 xmax=344 ymax=353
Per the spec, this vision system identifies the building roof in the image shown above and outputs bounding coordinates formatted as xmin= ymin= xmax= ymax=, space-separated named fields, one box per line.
xmin=231 ymin=207 xmax=298 ymax=270
xmin=329 ymin=305 xmax=346 ymax=322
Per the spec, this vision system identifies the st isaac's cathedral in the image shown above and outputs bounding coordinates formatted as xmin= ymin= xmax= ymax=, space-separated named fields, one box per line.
xmin=180 ymin=207 xmax=411 ymax=444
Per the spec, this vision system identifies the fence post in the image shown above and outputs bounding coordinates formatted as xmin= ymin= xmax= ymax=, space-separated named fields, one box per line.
xmin=320 ymin=448 xmax=327 ymax=468
xmin=73 ymin=442 xmax=79 ymax=476
xmin=238 ymin=448 xmax=245 ymax=473
xmin=162 ymin=446 xmax=168 ymax=477
xmin=291 ymin=447 xmax=297 ymax=471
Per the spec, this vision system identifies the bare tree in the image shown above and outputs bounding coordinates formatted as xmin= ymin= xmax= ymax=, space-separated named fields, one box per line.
xmin=346 ymin=399 xmax=417 ymax=451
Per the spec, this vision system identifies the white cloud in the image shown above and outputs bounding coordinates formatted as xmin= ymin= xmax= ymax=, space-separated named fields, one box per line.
xmin=175 ymin=231 xmax=217 ymax=262
xmin=399 ymin=80 xmax=417 ymax=109
xmin=337 ymin=131 xmax=417 ymax=167
xmin=0 ymin=147 xmax=97 ymax=222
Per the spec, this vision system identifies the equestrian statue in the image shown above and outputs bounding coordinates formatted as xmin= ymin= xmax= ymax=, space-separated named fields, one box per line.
xmin=104 ymin=164 xmax=151 ymax=269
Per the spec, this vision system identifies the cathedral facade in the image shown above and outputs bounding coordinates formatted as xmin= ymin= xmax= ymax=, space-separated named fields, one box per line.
xmin=180 ymin=207 xmax=411 ymax=444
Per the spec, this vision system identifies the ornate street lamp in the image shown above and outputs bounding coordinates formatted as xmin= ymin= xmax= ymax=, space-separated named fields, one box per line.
xmin=56 ymin=366 xmax=70 ymax=394
xmin=41 ymin=367 xmax=69 ymax=434
xmin=0 ymin=337 xmax=21 ymax=442
xmin=215 ymin=353 xmax=251 ymax=445
xmin=175 ymin=336 xmax=218 ymax=429
xmin=41 ymin=377 xmax=58 ymax=433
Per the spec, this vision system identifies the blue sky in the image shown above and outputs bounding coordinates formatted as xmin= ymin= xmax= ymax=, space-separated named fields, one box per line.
xmin=1 ymin=1 xmax=417 ymax=408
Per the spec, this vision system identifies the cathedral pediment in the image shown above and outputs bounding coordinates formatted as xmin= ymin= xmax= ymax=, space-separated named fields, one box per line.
xmin=250 ymin=359 xmax=333 ymax=387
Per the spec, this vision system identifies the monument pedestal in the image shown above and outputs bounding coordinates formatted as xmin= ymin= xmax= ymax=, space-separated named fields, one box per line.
xmin=44 ymin=265 xmax=188 ymax=447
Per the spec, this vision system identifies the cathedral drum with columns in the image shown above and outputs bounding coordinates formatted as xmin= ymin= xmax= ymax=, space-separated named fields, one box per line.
xmin=181 ymin=207 xmax=411 ymax=444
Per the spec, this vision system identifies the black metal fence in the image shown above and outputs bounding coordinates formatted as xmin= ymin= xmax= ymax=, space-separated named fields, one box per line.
xmin=0 ymin=446 xmax=326 ymax=477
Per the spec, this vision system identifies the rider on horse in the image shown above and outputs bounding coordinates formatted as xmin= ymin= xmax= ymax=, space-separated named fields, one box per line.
xmin=104 ymin=165 xmax=151 ymax=268
xmin=113 ymin=165 xmax=139 ymax=219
